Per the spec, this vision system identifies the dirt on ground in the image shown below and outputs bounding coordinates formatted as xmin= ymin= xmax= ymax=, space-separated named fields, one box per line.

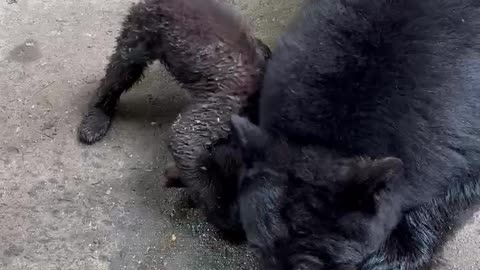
xmin=0 ymin=0 xmax=478 ymax=270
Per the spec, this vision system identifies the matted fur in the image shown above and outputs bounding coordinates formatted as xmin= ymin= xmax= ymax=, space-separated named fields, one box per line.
xmin=76 ymin=0 xmax=270 ymax=234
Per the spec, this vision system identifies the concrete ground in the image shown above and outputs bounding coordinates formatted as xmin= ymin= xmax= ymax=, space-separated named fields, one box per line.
xmin=0 ymin=0 xmax=478 ymax=269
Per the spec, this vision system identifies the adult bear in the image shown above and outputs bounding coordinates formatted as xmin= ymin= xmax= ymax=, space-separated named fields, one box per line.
xmin=230 ymin=0 xmax=480 ymax=269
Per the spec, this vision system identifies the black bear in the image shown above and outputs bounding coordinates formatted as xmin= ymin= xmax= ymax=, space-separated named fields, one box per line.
xmin=230 ymin=0 xmax=480 ymax=269
xmin=77 ymin=0 xmax=270 ymax=236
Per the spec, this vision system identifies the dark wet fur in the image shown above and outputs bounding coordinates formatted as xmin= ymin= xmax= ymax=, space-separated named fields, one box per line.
xmin=76 ymin=0 xmax=270 ymax=234
xmin=227 ymin=0 xmax=480 ymax=269
xmin=78 ymin=0 xmax=269 ymax=144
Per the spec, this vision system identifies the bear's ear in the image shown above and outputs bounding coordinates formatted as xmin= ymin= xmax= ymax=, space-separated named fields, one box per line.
xmin=339 ymin=157 xmax=404 ymax=211
xmin=362 ymin=157 xmax=404 ymax=195
xmin=369 ymin=157 xmax=404 ymax=183
xmin=230 ymin=115 xmax=268 ymax=159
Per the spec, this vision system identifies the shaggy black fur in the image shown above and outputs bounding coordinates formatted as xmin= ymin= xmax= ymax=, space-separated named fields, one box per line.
xmin=232 ymin=117 xmax=412 ymax=269
xmin=228 ymin=0 xmax=480 ymax=269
